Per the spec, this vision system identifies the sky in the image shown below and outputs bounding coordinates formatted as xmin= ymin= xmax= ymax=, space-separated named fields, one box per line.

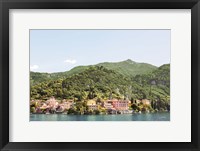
xmin=30 ymin=29 xmax=170 ymax=73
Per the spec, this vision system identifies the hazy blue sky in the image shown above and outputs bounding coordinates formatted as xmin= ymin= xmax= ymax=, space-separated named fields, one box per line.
xmin=30 ymin=30 xmax=170 ymax=73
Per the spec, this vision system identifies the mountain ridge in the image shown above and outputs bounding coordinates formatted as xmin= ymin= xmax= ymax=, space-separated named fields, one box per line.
xmin=30 ymin=59 xmax=160 ymax=85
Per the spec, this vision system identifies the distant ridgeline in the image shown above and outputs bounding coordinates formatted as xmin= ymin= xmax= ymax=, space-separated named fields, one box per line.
xmin=30 ymin=59 xmax=170 ymax=111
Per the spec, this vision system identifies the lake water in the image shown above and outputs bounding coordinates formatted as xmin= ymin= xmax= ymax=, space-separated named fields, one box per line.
xmin=30 ymin=112 xmax=170 ymax=121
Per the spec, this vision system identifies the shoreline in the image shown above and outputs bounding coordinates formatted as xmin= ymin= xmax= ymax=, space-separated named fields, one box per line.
xmin=30 ymin=110 xmax=170 ymax=115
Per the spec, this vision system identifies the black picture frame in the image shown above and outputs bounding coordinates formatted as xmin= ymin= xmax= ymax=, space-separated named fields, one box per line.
xmin=0 ymin=0 xmax=200 ymax=151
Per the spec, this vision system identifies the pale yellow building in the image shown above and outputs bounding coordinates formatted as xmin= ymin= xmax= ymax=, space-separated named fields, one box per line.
xmin=87 ymin=100 xmax=98 ymax=110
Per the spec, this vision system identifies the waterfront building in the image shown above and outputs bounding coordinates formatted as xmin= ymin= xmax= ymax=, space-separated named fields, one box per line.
xmin=135 ymin=99 xmax=151 ymax=105
xmin=103 ymin=101 xmax=113 ymax=109
xmin=141 ymin=99 xmax=151 ymax=105
xmin=111 ymin=99 xmax=129 ymax=110
xmin=46 ymin=97 xmax=58 ymax=109
xmin=40 ymin=103 xmax=48 ymax=110
xmin=87 ymin=100 xmax=98 ymax=110
xmin=62 ymin=100 xmax=74 ymax=110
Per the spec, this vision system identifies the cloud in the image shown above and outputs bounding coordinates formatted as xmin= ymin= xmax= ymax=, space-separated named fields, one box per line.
xmin=64 ymin=59 xmax=77 ymax=64
xmin=30 ymin=65 xmax=39 ymax=70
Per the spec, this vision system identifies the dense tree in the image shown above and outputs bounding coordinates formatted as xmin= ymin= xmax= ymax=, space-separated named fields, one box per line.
xmin=30 ymin=63 xmax=170 ymax=112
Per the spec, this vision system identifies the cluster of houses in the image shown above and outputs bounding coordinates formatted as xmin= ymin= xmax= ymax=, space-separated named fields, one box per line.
xmin=87 ymin=99 xmax=131 ymax=114
xmin=30 ymin=97 xmax=151 ymax=114
xmin=30 ymin=97 xmax=74 ymax=114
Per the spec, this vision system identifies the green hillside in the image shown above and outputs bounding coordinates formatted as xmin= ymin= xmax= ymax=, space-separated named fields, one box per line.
xmin=98 ymin=59 xmax=157 ymax=77
xmin=133 ymin=64 xmax=170 ymax=110
xmin=31 ymin=66 xmax=135 ymax=100
xmin=30 ymin=66 xmax=89 ymax=86
xmin=30 ymin=59 xmax=157 ymax=85
xmin=31 ymin=64 xmax=170 ymax=111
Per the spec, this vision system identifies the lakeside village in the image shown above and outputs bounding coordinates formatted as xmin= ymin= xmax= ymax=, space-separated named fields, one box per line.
xmin=30 ymin=97 xmax=170 ymax=115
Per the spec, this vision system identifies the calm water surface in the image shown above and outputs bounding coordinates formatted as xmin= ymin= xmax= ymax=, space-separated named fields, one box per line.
xmin=30 ymin=112 xmax=170 ymax=121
